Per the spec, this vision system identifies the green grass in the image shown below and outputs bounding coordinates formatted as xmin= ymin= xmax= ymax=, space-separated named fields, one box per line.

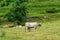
xmin=0 ymin=20 xmax=60 ymax=40
xmin=0 ymin=0 xmax=60 ymax=16
xmin=27 ymin=13 xmax=60 ymax=22
xmin=0 ymin=0 xmax=60 ymax=40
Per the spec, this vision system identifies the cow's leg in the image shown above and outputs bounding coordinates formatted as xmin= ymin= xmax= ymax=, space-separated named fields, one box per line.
xmin=34 ymin=26 xmax=36 ymax=32
xmin=25 ymin=26 xmax=29 ymax=32
xmin=28 ymin=27 xmax=30 ymax=32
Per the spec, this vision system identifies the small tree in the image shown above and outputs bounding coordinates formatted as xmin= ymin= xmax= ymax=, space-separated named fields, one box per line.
xmin=6 ymin=0 xmax=28 ymax=25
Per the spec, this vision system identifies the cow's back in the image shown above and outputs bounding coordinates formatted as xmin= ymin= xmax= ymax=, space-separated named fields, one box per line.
xmin=25 ymin=22 xmax=38 ymax=27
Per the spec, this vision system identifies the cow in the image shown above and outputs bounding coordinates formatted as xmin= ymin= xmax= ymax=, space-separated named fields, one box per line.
xmin=25 ymin=22 xmax=42 ymax=32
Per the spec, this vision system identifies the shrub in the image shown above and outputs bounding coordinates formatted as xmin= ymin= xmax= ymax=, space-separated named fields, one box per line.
xmin=5 ymin=0 xmax=28 ymax=25
xmin=46 ymin=8 xmax=57 ymax=13
xmin=1 ymin=3 xmax=5 ymax=7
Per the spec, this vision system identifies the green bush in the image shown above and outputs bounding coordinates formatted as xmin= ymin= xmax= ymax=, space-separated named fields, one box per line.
xmin=46 ymin=8 xmax=57 ymax=13
xmin=5 ymin=0 xmax=27 ymax=25
xmin=1 ymin=3 xmax=5 ymax=7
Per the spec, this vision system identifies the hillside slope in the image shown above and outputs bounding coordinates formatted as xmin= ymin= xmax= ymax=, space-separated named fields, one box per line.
xmin=0 ymin=0 xmax=60 ymax=22
xmin=27 ymin=0 xmax=60 ymax=17
xmin=0 ymin=0 xmax=60 ymax=16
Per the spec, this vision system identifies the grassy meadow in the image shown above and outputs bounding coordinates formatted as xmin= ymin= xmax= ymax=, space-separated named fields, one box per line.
xmin=0 ymin=0 xmax=60 ymax=40
xmin=0 ymin=20 xmax=60 ymax=40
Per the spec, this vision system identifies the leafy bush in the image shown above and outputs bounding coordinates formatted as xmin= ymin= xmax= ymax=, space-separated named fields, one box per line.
xmin=46 ymin=8 xmax=57 ymax=13
xmin=5 ymin=0 xmax=28 ymax=25
xmin=1 ymin=3 xmax=5 ymax=7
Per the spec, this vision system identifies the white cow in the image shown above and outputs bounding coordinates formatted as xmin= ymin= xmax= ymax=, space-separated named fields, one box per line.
xmin=25 ymin=22 xmax=41 ymax=32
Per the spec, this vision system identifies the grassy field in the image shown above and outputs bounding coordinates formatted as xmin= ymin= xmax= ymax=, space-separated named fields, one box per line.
xmin=0 ymin=20 xmax=60 ymax=40
xmin=0 ymin=0 xmax=60 ymax=40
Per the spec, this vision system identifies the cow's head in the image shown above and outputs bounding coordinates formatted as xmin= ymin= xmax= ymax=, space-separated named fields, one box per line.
xmin=38 ymin=23 xmax=42 ymax=26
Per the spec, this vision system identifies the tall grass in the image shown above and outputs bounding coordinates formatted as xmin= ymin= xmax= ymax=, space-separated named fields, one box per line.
xmin=0 ymin=20 xmax=60 ymax=40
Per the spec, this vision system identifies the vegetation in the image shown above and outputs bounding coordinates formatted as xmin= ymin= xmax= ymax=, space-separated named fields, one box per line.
xmin=0 ymin=29 xmax=6 ymax=37
xmin=0 ymin=20 xmax=60 ymax=40
xmin=0 ymin=0 xmax=60 ymax=23
xmin=0 ymin=0 xmax=60 ymax=40
xmin=5 ymin=0 xmax=28 ymax=25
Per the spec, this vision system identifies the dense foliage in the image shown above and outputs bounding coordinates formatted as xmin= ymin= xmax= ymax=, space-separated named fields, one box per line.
xmin=0 ymin=0 xmax=60 ymax=24
xmin=5 ymin=0 xmax=28 ymax=25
